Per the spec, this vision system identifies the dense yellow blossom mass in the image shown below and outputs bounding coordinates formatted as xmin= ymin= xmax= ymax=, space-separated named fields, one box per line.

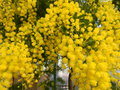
xmin=37 ymin=0 xmax=120 ymax=90
xmin=0 ymin=0 xmax=120 ymax=89
xmin=0 ymin=0 xmax=44 ymax=89
xmin=0 ymin=42 xmax=35 ymax=89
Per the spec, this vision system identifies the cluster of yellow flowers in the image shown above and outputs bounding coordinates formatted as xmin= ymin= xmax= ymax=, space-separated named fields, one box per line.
xmin=0 ymin=0 xmax=44 ymax=89
xmin=0 ymin=0 xmax=120 ymax=89
xmin=37 ymin=0 xmax=120 ymax=90
xmin=0 ymin=42 xmax=35 ymax=89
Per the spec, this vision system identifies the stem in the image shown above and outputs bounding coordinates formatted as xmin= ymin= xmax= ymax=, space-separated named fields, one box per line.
xmin=12 ymin=76 xmax=15 ymax=90
xmin=69 ymin=73 xmax=73 ymax=90
xmin=54 ymin=63 xmax=56 ymax=90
